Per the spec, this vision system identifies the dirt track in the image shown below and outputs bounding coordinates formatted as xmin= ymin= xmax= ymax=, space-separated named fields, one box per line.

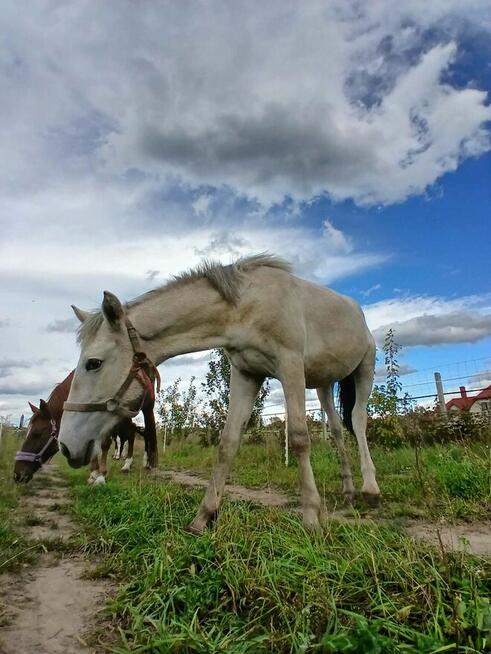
xmin=0 ymin=465 xmax=110 ymax=654
xmin=160 ymin=469 xmax=491 ymax=557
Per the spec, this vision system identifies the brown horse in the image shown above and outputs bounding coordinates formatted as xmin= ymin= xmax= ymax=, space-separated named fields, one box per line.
xmin=13 ymin=370 xmax=158 ymax=484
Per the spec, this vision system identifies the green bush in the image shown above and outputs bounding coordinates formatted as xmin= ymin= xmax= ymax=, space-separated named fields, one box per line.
xmin=367 ymin=408 xmax=490 ymax=449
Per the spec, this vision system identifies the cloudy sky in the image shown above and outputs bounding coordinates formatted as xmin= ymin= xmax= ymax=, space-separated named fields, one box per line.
xmin=1 ymin=0 xmax=491 ymax=422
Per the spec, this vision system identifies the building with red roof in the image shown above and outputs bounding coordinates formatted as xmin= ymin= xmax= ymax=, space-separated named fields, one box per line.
xmin=446 ymin=385 xmax=491 ymax=415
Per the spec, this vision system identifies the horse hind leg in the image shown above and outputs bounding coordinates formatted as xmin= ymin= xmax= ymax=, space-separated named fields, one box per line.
xmin=317 ymin=384 xmax=355 ymax=502
xmin=113 ymin=435 xmax=122 ymax=459
xmin=121 ymin=427 xmax=135 ymax=473
xmin=351 ymin=347 xmax=380 ymax=506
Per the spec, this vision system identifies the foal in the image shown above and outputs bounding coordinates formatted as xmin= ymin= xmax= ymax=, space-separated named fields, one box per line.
xmin=60 ymin=254 xmax=380 ymax=533
xmin=14 ymin=370 xmax=158 ymax=484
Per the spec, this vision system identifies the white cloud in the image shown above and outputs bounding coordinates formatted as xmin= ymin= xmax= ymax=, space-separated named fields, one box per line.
xmin=365 ymin=294 xmax=491 ymax=346
xmin=362 ymin=284 xmax=381 ymax=298
xmin=1 ymin=1 xmax=490 ymax=419
xmin=1 ymin=1 xmax=490 ymax=209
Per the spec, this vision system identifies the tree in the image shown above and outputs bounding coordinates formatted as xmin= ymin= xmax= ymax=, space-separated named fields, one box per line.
xmin=201 ymin=349 xmax=270 ymax=434
xmin=368 ymin=329 xmax=413 ymax=417
xmin=157 ymin=376 xmax=199 ymax=438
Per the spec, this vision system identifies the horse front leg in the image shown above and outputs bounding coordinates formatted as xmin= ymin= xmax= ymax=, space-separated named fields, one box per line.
xmin=281 ymin=360 xmax=321 ymax=530
xmin=142 ymin=401 xmax=158 ymax=469
xmin=89 ymin=437 xmax=110 ymax=485
xmin=187 ymin=368 xmax=263 ymax=535
xmin=87 ymin=456 xmax=101 ymax=484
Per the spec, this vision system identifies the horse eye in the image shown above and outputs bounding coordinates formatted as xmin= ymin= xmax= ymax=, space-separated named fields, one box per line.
xmin=85 ymin=358 xmax=103 ymax=371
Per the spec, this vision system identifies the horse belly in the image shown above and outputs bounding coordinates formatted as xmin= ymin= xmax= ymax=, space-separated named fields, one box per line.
xmin=227 ymin=347 xmax=277 ymax=378
xmin=303 ymin=324 xmax=370 ymax=387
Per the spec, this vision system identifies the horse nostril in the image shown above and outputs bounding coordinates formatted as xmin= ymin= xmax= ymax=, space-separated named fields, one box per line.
xmin=60 ymin=443 xmax=71 ymax=460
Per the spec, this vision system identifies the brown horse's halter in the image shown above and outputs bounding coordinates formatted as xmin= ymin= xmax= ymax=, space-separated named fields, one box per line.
xmin=63 ymin=317 xmax=160 ymax=419
xmin=15 ymin=418 xmax=58 ymax=465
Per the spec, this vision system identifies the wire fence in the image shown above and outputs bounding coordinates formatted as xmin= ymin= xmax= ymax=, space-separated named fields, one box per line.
xmin=260 ymin=356 xmax=491 ymax=422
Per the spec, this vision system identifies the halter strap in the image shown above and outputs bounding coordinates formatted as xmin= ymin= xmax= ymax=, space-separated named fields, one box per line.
xmin=63 ymin=317 xmax=160 ymax=418
xmin=15 ymin=419 xmax=58 ymax=465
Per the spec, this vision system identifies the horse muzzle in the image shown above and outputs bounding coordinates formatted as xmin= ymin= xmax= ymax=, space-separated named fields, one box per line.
xmin=13 ymin=466 xmax=34 ymax=484
xmin=60 ymin=439 xmax=95 ymax=468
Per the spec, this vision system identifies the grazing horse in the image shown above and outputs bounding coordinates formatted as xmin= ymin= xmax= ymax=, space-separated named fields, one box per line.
xmin=59 ymin=254 xmax=380 ymax=533
xmin=13 ymin=370 xmax=158 ymax=484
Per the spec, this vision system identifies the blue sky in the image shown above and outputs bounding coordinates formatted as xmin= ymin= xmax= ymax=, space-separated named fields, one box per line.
xmin=0 ymin=1 xmax=490 ymax=420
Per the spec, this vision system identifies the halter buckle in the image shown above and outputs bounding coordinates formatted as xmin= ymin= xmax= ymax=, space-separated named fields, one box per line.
xmin=106 ymin=399 xmax=118 ymax=412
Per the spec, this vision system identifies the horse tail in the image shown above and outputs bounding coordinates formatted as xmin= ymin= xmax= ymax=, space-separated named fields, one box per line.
xmin=338 ymin=373 xmax=356 ymax=435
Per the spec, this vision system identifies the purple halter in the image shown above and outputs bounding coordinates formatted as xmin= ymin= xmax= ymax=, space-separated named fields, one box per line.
xmin=15 ymin=419 xmax=58 ymax=465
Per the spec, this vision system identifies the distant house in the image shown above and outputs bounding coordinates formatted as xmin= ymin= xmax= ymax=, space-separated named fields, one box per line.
xmin=446 ymin=385 xmax=491 ymax=415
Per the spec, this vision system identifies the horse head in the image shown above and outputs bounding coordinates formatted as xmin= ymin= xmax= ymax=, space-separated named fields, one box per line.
xmin=13 ymin=399 xmax=58 ymax=483
xmin=58 ymin=291 xmax=153 ymax=468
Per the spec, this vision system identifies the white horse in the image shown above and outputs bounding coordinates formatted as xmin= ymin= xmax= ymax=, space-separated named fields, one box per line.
xmin=58 ymin=254 xmax=380 ymax=532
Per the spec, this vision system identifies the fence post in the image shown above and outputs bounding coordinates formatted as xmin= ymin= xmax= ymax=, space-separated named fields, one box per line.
xmin=434 ymin=372 xmax=447 ymax=415
xmin=284 ymin=406 xmax=289 ymax=467
xmin=320 ymin=409 xmax=327 ymax=440
xmin=163 ymin=425 xmax=167 ymax=453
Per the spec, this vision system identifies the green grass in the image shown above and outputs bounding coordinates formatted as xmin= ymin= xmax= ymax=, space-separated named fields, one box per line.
xmin=0 ymin=430 xmax=39 ymax=571
xmin=2 ymin=428 xmax=490 ymax=652
xmin=160 ymin=437 xmax=491 ymax=521
xmin=62 ymin=459 xmax=491 ymax=653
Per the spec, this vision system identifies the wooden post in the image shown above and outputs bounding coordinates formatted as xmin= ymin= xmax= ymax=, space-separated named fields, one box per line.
xmin=163 ymin=425 xmax=167 ymax=453
xmin=284 ymin=407 xmax=289 ymax=467
xmin=434 ymin=372 xmax=447 ymax=416
xmin=320 ymin=409 xmax=327 ymax=440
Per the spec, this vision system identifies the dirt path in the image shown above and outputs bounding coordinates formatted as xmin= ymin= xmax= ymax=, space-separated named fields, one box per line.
xmin=0 ymin=465 xmax=110 ymax=654
xmin=160 ymin=469 xmax=491 ymax=557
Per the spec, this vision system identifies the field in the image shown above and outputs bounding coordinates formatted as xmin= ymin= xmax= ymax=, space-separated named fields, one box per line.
xmin=1 ymin=428 xmax=490 ymax=653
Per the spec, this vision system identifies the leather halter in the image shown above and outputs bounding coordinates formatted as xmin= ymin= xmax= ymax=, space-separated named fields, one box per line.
xmin=15 ymin=418 xmax=58 ymax=465
xmin=63 ymin=317 xmax=160 ymax=419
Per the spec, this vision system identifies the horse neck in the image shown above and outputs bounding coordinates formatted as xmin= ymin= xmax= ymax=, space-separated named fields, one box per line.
xmin=47 ymin=370 xmax=74 ymax=426
xmin=127 ymin=279 xmax=234 ymax=364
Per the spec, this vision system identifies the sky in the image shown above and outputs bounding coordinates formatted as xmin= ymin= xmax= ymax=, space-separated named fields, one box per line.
xmin=1 ymin=0 xmax=490 ymax=423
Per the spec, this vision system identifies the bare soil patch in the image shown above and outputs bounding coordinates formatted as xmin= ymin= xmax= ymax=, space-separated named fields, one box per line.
xmin=161 ymin=469 xmax=292 ymax=507
xmin=0 ymin=464 xmax=111 ymax=654
xmin=161 ymin=469 xmax=491 ymax=557
xmin=406 ymin=520 xmax=491 ymax=557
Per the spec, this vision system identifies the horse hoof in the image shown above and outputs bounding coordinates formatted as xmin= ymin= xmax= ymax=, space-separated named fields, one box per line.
xmin=93 ymin=475 xmax=106 ymax=485
xmin=343 ymin=491 xmax=355 ymax=504
xmin=87 ymin=471 xmax=99 ymax=485
xmin=186 ymin=522 xmax=205 ymax=536
xmin=362 ymin=492 xmax=380 ymax=508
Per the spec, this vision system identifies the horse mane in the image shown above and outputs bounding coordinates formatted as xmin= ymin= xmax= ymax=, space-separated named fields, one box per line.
xmin=78 ymin=254 xmax=292 ymax=344
xmin=131 ymin=253 xmax=292 ymax=306
xmin=46 ymin=370 xmax=74 ymax=420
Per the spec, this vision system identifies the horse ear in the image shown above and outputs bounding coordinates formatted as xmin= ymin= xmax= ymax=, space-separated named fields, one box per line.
xmin=39 ymin=399 xmax=51 ymax=418
xmin=102 ymin=291 xmax=124 ymax=326
xmin=29 ymin=401 xmax=40 ymax=415
xmin=71 ymin=305 xmax=90 ymax=323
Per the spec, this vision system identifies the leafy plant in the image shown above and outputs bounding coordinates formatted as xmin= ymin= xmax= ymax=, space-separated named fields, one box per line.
xmin=200 ymin=349 xmax=270 ymax=436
